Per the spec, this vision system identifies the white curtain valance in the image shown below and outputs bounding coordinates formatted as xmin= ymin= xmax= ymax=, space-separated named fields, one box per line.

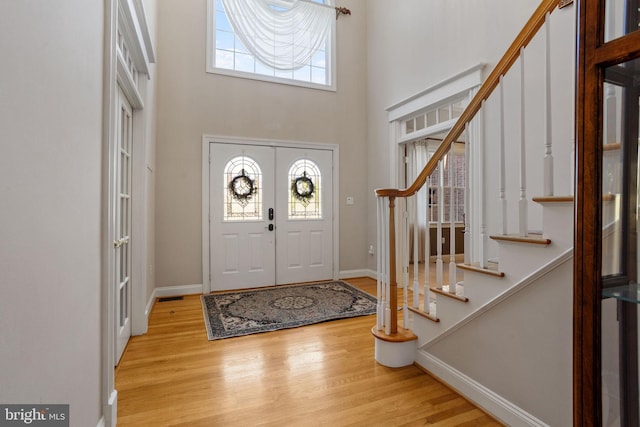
xmin=220 ymin=0 xmax=333 ymax=71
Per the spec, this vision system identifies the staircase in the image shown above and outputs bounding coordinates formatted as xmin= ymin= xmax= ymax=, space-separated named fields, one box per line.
xmin=412 ymin=196 xmax=573 ymax=344
xmin=373 ymin=0 xmax=575 ymax=425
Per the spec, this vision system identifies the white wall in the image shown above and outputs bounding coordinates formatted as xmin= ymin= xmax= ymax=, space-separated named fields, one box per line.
xmin=142 ymin=0 xmax=159 ymax=310
xmin=365 ymin=0 xmax=575 ymax=270
xmin=365 ymin=1 xmax=576 ymax=423
xmin=426 ymin=259 xmax=573 ymax=426
xmin=0 ymin=2 xmax=104 ymax=426
xmin=154 ymin=0 xmax=369 ymax=287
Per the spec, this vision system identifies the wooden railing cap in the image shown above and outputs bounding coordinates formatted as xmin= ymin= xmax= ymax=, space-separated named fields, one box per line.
xmin=374 ymin=0 xmax=561 ymax=201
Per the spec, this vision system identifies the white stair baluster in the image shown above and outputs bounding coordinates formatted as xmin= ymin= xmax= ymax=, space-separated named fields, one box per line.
xmin=376 ymin=197 xmax=381 ymax=330
xmin=413 ymin=183 xmax=420 ymax=309
xmin=402 ymin=199 xmax=409 ymax=329
xmin=544 ymin=11 xmax=554 ymax=196
xmin=479 ymin=101 xmax=488 ymax=268
xmin=519 ymin=47 xmax=529 ymax=237
xmin=376 ymin=197 xmax=384 ymax=331
xmin=464 ymin=122 xmax=471 ymax=265
xmin=499 ymin=76 xmax=508 ymax=235
xmin=384 ymin=197 xmax=391 ymax=335
xmin=436 ymin=159 xmax=444 ymax=287
xmin=424 ymin=187 xmax=432 ymax=315
xmin=449 ymin=143 xmax=457 ymax=293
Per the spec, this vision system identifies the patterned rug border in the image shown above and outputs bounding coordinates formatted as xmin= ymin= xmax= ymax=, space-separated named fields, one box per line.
xmin=200 ymin=280 xmax=376 ymax=340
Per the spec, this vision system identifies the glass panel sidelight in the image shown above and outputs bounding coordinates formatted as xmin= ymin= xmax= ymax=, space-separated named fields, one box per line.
xmin=604 ymin=0 xmax=640 ymax=43
xmin=601 ymin=82 xmax=625 ymax=277
xmin=601 ymin=56 xmax=640 ymax=426
xmin=223 ymin=155 xmax=263 ymax=221
xmin=601 ymin=61 xmax=640 ymax=283
xmin=288 ymin=159 xmax=321 ymax=219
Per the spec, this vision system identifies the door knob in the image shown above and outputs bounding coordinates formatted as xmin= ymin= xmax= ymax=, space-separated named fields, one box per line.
xmin=267 ymin=224 xmax=274 ymax=231
xmin=113 ymin=238 xmax=129 ymax=248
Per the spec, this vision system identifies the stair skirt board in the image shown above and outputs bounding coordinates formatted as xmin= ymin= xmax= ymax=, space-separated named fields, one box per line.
xmin=420 ymin=248 xmax=573 ymax=349
xmin=415 ymin=351 xmax=550 ymax=427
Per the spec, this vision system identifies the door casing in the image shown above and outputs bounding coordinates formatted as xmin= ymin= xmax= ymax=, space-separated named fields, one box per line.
xmin=202 ymin=135 xmax=340 ymax=294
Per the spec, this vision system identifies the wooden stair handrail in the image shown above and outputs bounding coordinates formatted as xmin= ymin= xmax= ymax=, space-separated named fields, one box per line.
xmin=376 ymin=0 xmax=561 ymax=199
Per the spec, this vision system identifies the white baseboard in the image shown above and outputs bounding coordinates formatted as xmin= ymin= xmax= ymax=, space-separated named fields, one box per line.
xmin=415 ymin=351 xmax=549 ymax=427
xmin=104 ymin=389 xmax=117 ymax=427
xmin=154 ymin=283 xmax=203 ymax=298
xmin=145 ymin=290 xmax=156 ymax=319
xmin=339 ymin=269 xmax=377 ymax=280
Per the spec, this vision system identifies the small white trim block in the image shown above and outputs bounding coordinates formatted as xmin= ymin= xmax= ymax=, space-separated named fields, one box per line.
xmin=374 ymin=337 xmax=416 ymax=368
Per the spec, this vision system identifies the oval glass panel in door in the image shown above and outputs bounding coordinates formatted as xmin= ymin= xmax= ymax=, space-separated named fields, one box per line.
xmin=224 ymin=155 xmax=262 ymax=221
xmin=288 ymin=159 xmax=321 ymax=219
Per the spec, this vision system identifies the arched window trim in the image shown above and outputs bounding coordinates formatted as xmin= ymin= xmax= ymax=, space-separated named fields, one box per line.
xmin=288 ymin=158 xmax=322 ymax=219
xmin=223 ymin=155 xmax=263 ymax=221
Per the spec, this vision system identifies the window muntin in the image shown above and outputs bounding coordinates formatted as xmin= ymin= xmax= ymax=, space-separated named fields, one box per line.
xmin=403 ymin=98 xmax=467 ymax=139
xmin=288 ymin=159 xmax=321 ymax=219
xmin=223 ymin=156 xmax=263 ymax=221
xmin=207 ymin=0 xmax=335 ymax=90
xmin=427 ymin=150 xmax=466 ymax=223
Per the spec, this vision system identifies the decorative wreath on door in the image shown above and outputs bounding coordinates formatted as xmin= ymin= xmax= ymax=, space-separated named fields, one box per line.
xmin=229 ymin=169 xmax=255 ymax=207
xmin=291 ymin=171 xmax=315 ymax=207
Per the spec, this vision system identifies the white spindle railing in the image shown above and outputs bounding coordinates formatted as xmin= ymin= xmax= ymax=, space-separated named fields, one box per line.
xmin=464 ymin=122 xmax=471 ymax=265
xmin=499 ymin=76 xmax=508 ymax=236
xmin=376 ymin=196 xmax=385 ymax=331
xmin=448 ymin=147 xmax=457 ymax=294
xmin=436 ymin=160 xmax=444 ymax=287
xmin=412 ymin=188 xmax=420 ymax=309
xmin=519 ymin=47 xmax=529 ymax=237
xmin=543 ymin=11 xmax=554 ymax=196
xmin=402 ymin=201 xmax=409 ymax=329
xmin=375 ymin=0 xmax=564 ymax=337
xmin=424 ymin=190 xmax=433 ymax=316
xmin=479 ymin=102 xmax=488 ymax=268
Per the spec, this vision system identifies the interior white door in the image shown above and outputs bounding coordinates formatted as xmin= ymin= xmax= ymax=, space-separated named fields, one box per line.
xmin=275 ymin=147 xmax=333 ymax=284
xmin=115 ymin=87 xmax=133 ymax=364
xmin=210 ymin=144 xmax=276 ymax=290
xmin=210 ymin=143 xmax=333 ymax=290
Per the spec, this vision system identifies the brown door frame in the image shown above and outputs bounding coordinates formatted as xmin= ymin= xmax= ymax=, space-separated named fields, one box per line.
xmin=574 ymin=0 xmax=640 ymax=424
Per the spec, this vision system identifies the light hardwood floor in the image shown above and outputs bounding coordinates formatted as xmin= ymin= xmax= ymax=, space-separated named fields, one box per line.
xmin=115 ymin=277 xmax=502 ymax=426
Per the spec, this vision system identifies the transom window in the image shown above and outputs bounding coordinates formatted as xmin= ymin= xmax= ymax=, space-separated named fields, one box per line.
xmin=288 ymin=159 xmax=322 ymax=219
xmin=403 ymin=97 xmax=467 ymax=139
xmin=223 ymin=155 xmax=263 ymax=221
xmin=207 ymin=0 xmax=335 ymax=90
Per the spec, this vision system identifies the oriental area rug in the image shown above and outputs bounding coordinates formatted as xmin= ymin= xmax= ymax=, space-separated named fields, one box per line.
xmin=200 ymin=280 xmax=377 ymax=340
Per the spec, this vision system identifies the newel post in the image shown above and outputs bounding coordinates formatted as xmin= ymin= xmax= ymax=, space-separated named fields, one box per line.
xmin=388 ymin=196 xmax=398 ymax=334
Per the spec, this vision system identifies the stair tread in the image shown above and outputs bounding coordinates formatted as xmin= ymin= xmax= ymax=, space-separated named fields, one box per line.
xmin=371 ymin=326 xmax=418 ymax=342
xmin=457 ymin=262 xmax=505 ymax=277
xmin=408 ymin=305 xmax=440 ymax=323
xmin=490 ymin=234 xmax=551 ymax=245
xmin=532 ymin=195 xmax=574 ymax=203
xmin=431 ymin=286 xmax=469 ymax=302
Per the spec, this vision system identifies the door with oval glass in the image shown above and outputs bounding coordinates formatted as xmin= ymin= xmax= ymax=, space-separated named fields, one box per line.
xmin=210 ymin=143 xmax=333 ymax=290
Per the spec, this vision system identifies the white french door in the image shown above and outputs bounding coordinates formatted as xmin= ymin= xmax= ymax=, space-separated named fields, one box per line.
xmin=210 ymin=143 xmax=333 ymax=290
xmin=274 ymin=147 xmax=333 ymax=285
xmin=115 ymin=87 xmax=133 ymax=364
xmin=210 ymin=144 xmax=276 ymax=289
